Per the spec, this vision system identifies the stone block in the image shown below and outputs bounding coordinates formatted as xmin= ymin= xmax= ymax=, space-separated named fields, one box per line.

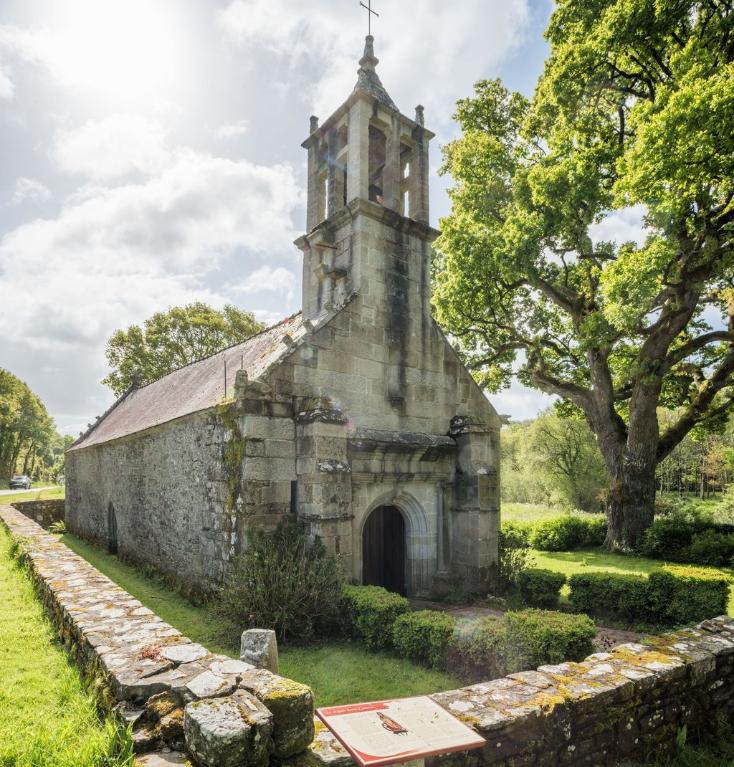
xmin=241 ymin=629 xmax=279 ymax=673
xmin=184 ymin=690 xmax=273 ymax=767
xmin=239 ymin=668 xmax=315 ymax=758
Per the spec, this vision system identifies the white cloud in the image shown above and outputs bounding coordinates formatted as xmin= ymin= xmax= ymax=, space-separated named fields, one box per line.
xmin=10 ymin=176 xmax=51 ymax=204
xmin=492 ymin=383 xmax=556 ymax=422
xmin=0 ymin=151 xmax=301 ymax=353
xmin=216 ymin=120 xmax=250 ymax=139
xmin=218 ymin=0 xmax=530 ymax=123
xmin=237 ymin=265 xmax=296 ymax=301
xmin=53 ymin=114 xmax=171 ymax=181
xmin=590 ymin=204 xmax=647 ymax=248
xmin=0 ymin=62 xmax=13 ymax=99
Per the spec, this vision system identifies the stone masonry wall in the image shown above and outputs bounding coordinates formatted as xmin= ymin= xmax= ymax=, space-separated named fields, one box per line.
xmin=11 ymin=498 xmax=65 ymax=529
xmin=65 ymin=410 xmax=239 ymax=595
xmin=4 ymin=503 xmax=734 ymax=767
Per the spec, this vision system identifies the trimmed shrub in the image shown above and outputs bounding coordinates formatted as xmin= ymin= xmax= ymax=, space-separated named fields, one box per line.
xmin=568 ymin=572 xmax=648 ymax=622
xmin=687 ymin=530 xmax=734 ymax=567
xmin=392 ymin=610 xmax=457 ymax=667
xmin=653 ymin=566 xmax=731 ymax=625
xmin=503 ymin=609 xmax=596 ymax=669
xmin=517 ymin=568 xmax=566 ymax=608
xmin=568 ymin=567 xmax=731 ymax=627
xmin=341 ymin=585 xmax=410 ymax=649
xmin=216 ymin=518 xmax=344 ymax=642
xmin=451 ymin=610 xmax=595 ymax=678
xmin=491 ymin=525 xmax=533 ymax=594
xmin=529 ymin=515 xmax=607 ymax=551
xmin=500 ymin=521 xmax=533 ymax=548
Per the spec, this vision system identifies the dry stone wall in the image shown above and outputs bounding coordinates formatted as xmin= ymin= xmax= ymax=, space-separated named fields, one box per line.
xmin=0 ymin=505 xmax=313 ymax=767
xmin=3 ymin=503 xmax=733 ymax=767
xmin=11 ymin=498 xmax=65 ymax=529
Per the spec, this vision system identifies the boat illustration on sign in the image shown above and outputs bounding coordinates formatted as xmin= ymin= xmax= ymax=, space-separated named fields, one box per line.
xmin=377 ymin=712 xmax=408 ymax=735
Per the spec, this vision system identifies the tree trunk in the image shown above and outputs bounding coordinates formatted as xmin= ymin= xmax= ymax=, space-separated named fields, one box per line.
xmin=604 ymin=455 xmax=657 ymax=551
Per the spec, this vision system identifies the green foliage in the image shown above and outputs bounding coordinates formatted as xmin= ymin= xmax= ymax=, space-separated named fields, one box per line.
xmin=392 ymin=610 xmax=457 ymax=668
xmin=568 ymin=566 xmax=731 ymax=627
xmin=452 ymin=610 xmax=595 ymax=678
xmin=501 ymin=413 xmax=608 ymax=511
xmin=503 ymin=609 xmax=596 ymax=669
xmin=639 ymin=513 xmax=734 ymax=564
xmin=517 ymin=568 xmax=566 ymax=608
xmin=340 ymin=585 xmax=410 ymax=650
xmin=48 ymin=520 xmax=67 ymax=535
xmin=0 ymin=367 xmax=63 ymax=482
xmin=492 ymin=524 xmax=534 ymax=594
xmin=102 ymin=302 xmax=264 ymax=395
xmin=529 ymin=515 xmax=607 ymax=551
xmin=216 ymin=518 xmax=345 ymax=643
xmin=435 ymin=0 xmax=734 ymax=548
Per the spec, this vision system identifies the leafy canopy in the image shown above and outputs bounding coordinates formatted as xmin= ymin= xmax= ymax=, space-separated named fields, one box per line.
xmin=434 ymin=0 xmax=734 ymax=463
xmin=103 ymin=302 xmax=264 ymax=396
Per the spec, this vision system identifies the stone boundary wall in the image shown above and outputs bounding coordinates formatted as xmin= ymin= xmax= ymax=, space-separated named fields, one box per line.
xmin=11 ymin=498 xmax=65 ymax=529
xmin=2 ymin=504 xmax=733 ymax=767
xmin=0 ymin=506 xmax=314 ymax=767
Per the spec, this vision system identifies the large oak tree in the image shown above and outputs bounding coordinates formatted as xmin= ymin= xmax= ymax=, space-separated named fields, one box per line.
xmin=434 ymin=0 xmax=734 ymax=549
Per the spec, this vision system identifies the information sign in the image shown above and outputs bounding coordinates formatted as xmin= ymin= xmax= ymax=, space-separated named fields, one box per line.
xmin=316 ymin=696 xmax=486 ymax=767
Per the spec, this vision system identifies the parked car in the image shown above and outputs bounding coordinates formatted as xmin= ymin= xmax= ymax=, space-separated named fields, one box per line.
xmin=9 ymin=475 xmax=32 ymax=490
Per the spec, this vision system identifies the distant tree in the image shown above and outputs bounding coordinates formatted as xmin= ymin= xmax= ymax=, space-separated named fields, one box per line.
xmin=0 ymin=368 xmax=57 ymax=481
xmin=103 ymin=303 xmax=264 ymax=395
xmin=434 ymin=0 xmax=734 ymax=549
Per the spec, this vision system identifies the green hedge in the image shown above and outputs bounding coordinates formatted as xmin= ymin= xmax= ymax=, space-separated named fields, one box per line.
xmin=517 ymin=568 xmax=566 ymax=608
xmin=568 ymin=566 xmax=730 ymax=627
xmin=392 ymin=610 xmax=457 ymax=667
xmin=529 ymin=515 xmax=607 ymax=551
xmin=639 ymin=515 xmax=734 ymax=565
xmin=341 ymin=585 xmax=410 ymax=649
xmin=452 ymin=610 xmax=595 ymax=678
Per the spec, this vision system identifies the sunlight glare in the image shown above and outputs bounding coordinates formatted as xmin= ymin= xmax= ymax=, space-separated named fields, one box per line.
xmin=48 ymin=0 xmax=186 ymax=103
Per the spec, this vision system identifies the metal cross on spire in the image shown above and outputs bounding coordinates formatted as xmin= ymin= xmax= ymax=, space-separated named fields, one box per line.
xmin=360 ymin=0 xmax=379 ymax=36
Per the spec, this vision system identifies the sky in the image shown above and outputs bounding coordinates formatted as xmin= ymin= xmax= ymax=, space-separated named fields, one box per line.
xmin=0 ymin=0 xmax=625 ymax=436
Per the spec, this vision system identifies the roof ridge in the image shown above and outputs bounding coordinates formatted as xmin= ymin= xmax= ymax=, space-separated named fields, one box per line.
xmin=130 ymin=310 xmax=303 ymax=392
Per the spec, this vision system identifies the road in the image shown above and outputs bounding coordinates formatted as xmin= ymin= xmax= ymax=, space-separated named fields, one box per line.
xmin=0 ymin=486 xmax=57 ymax=496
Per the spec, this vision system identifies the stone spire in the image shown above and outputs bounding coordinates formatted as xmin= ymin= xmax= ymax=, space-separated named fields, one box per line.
xmin=353 ymin=35 xmax=397 ymax=111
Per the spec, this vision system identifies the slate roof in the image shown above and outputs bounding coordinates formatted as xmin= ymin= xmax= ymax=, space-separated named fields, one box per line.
xmin=70 ymin=312 xmax=307 ymax=451
xmin=353 ymin=35 xmax=397 ymax=111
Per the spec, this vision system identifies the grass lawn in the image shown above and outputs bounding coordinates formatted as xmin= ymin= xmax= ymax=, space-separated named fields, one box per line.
xmin=2 ymin=485 xmax=65 ymax=505
xmin=0 ymin=524 xmax=133 ymax=767
xmin=502 ymin=502 xmax=605 ymax=524
xmin=61 ymin=533 xmax=463 ymax=706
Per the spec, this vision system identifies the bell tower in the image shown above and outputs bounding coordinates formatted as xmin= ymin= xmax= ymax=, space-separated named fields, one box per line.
xmin=296 ymin=35 xmax=436 ymax=323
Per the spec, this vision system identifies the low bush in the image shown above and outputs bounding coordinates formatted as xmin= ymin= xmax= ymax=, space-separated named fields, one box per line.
xmin=392 ymin=610 xmax=457 ymax=667
xmin=491 ymin=525 xmax=533 ymax=594
xmin=216 ymin=518 xmax=345 ymax=642
xmin=517 ymin=568 xmax=566 ymax=608
xmin=652 ymin=566 xmax=731 ymax=625
xmin=568 ymin=567 xmax=731 ymax=627
xmin=500 ymin=521 xmax=533 ymax=548
xmin=341 ymin=585 xmax=410 ymax=649
xmin=503 ymin=609 xmax=596 ymax=669
xmin=639 ymin=514 xmax=734 ymax=564
xmin=529 ymin=515 xmax=607 ymax=551
xmin=451 ymin=610 xmax=595 ymax=678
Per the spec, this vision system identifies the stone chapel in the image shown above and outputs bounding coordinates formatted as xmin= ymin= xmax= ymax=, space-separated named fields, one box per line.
xmin=65 ymin=37 xmax=501 ymax=598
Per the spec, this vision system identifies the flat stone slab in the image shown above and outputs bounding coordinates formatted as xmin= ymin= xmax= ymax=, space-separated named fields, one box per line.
xmin=162 ymin=644 xmax=209 ymax=664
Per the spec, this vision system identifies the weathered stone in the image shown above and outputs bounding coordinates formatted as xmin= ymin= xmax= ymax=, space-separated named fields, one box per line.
xmin=241 ymin=629 xmax=279 ymax=672
xmin=161 ymin=643 xmax=209 ymax=664
xmin=184 ymin=690 xmax=273 ymax=767
xmin=240 ymin=668 xmax=314 ymax=758
xmin=280 ymin=718 xmax=356 ymax=767
xmin=134 ymin=752 xmax=188 ymax=766
xmin=186 ymin=670 xmax=237 ymax=700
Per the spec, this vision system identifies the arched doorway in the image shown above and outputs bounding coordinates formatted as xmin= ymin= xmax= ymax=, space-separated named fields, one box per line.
xmin=362 ymin=505 xmax=406 ymax=595
xmin=107 ymin=502 xmax=118 ymax=554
